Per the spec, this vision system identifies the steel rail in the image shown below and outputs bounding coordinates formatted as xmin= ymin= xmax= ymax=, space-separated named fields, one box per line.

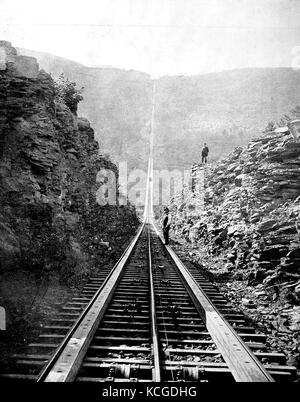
xmin=35 ymin=220 xmax=275 ymax=382
xmin=147 ymin=222 xmax=161 ymax=381
xmin=38 ymin=223 xmax=145 ymax=382
xmin=150 ymin=220 xmax=274 ymax=382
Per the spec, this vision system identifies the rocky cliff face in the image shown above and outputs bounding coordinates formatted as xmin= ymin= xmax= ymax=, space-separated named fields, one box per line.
xmin=0 ymin=41 xmax=139 ymax=280
xmin=0 ymin=42 xmax=140 ymax=368
xmin=169 ymin=128 xmax=300 ymax=365
xmin=18 ymin=47 xmax=153 ymax=172
xmin=171 ymin=129 xmax=300 ymax=287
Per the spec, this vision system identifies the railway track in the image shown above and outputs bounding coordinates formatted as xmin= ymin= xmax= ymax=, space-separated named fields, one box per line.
xmin=0 ymin=221 xmax=297 ymax=383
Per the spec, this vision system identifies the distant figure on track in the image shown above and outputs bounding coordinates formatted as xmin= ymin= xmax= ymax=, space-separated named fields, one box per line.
xmin=201 ymin=143 xmax=209 ymax=164
xmin=161 ymin=207 xmax=171 ymax=245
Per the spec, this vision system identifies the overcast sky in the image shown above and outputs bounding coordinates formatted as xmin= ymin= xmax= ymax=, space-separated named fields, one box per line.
xmin=0 ymin=0 xmax=300 ymax=77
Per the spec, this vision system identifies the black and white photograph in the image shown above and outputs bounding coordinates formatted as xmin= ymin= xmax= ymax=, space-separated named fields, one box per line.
xmin=0 ymin=0 xmax=299 ymax=392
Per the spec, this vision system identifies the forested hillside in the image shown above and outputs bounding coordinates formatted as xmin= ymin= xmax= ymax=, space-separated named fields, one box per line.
xmin=20 ymin=48 xmax=300 ymax=172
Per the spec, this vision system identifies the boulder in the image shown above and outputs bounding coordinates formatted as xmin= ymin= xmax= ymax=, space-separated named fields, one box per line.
xmin=234 ymin=173 xmax=249 ymax=187
xmin=257 ymin=220 xmax=278 ymax=233
xmin=227 ymin=224 xmax=245 ymax=236
xmin=12 ymin=55 xmax=39 ymax=79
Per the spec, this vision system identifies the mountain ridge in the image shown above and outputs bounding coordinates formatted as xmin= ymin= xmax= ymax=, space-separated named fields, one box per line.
xmin=17 ymin=47 xmax=300 ymax=172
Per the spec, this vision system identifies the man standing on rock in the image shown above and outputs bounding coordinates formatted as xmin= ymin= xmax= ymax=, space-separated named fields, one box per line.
xmin=161 ymin=207 xmax=171 ymax=245
xmin=201 ymin=143 xmax=209 ymax=164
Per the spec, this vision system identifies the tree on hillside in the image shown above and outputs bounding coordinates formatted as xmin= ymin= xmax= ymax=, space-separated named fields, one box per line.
xmin=54 ymin=73 xmax=84 ymax=115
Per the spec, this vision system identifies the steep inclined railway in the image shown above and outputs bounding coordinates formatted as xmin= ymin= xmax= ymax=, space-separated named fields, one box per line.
xmin=1 ymin=80 xmax=297 ymax=383
xmin=1 ymin=222 xmax=296 ymax=382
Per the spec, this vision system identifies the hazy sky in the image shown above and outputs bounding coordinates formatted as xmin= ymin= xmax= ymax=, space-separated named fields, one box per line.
xmin=1 ymin=0 xmax=300 ymax=76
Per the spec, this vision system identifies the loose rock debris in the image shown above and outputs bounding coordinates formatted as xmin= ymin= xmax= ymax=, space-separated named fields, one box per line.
xmin=169 ymin=128 xmax=300 ymax=378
